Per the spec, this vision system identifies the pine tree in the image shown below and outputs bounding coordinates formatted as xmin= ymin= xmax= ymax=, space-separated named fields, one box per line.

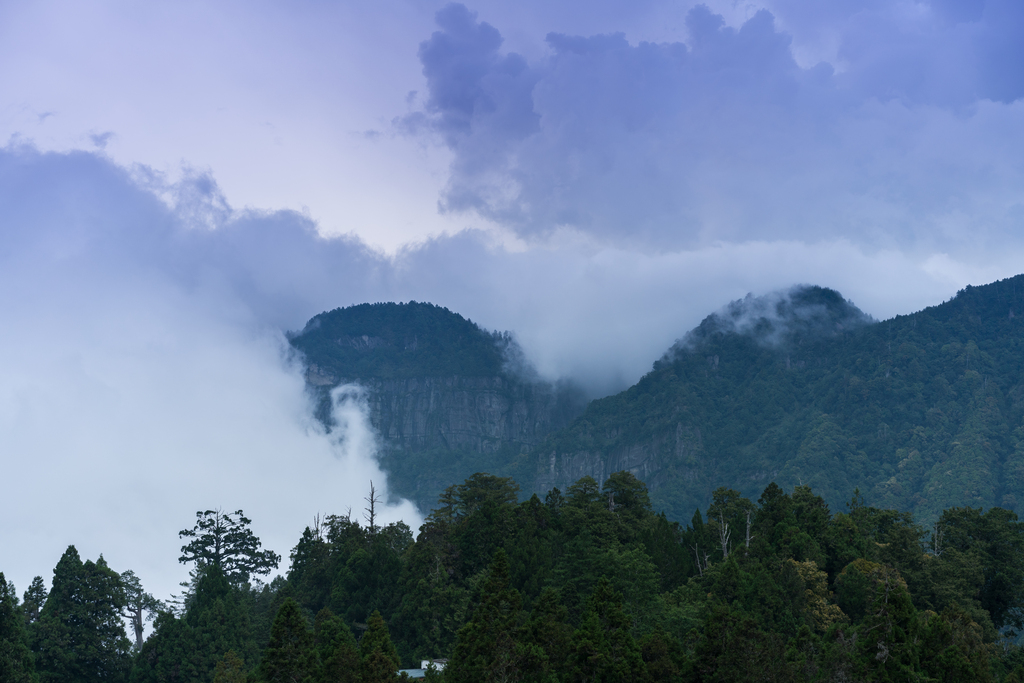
xmin=131 ymin=565 xmax=257 ymax=683
xmin=129 ymin=610 xmax=201 ymax=683
xmin=179 ymin=509 xmax=281 ymax=586
xmin=213 ymin=650 xmax=247 ymax=683
xmin=31 ymin=547 xmax=133 ymax=683
xmin=313 ymin=608 xmax=359 ymax=683
xmin=119 ymin=570 xmax=163 ymax=650
xmin=446 ymin=550 xmax=524 ymax=683
xmin=21 ymin=577 xmax=47 ymax=626
xmin=566 ymin=578 xmax=644 ymax=683
xmin=359 ymin=610 xmax=399 ymax=682
xmin=519 ymin=587 xmax=571 ymax=682
xmin=1 ymin=572 xmax=37 ymax=683
xmin=258 ymin=598 xmax=315 ymax=683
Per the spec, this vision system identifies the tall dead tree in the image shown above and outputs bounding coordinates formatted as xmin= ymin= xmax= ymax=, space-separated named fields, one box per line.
xmin=364 ymin=481 xmax=381 ymax=535
xmin=718 ymin=513 xmax=731 ymax=559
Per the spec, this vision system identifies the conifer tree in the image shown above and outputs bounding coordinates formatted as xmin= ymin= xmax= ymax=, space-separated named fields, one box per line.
xmin=361 ymin=648 xmax=398 ymax=683
xmin=119 ymin=570 xmax=163 ymax=650
xmin=1 ymin=572 xmax=37 ymax=683
xmin=31 ymin=546 xmax=132 ymax=683
xmin=179 ymin=509 xmax=281 ymax=586
xmin=129 ymin=610 xmax=202 ymax=683
xmin=21 ymin=577 xmax=47 ymax=626
xmin=359 ymin=610 xmax=399 ymax=682
xmin=519 ymin=587 xmax=571 ymax=682
xmin=258 ymin=598 xmax=315 ymax=683
xmin=313 ymin=608 xmax=359 ymax=683
xmin=213 ymin=650 xmax=247 ymax=683
xmin=566 ymin=578 xmax=643 ymax=683
xmin=446 ymin=549 xmax=524 ymax=683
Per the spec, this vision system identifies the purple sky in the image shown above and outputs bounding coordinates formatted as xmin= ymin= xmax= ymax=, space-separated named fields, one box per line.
xmin=2 ymin=0 xmax=1023 ymax=616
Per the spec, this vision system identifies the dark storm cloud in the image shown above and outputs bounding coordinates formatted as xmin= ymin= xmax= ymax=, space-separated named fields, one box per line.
xmin=408 ymin=3 xmax=1024 ymax=248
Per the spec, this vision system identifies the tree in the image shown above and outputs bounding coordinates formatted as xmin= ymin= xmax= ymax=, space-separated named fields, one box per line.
xmin=130 ymin=564 xmax=258 ymax=683
xmin=566 ymin=579 xmax=645 ymax=683
xmin=213 ymin=650 xmax=247 ymax=683
xmin=31 ymin=546 xmax=133 ymax=683
xmin=365 ymin=482 xmax=381 ymax=535
xmin=446 ymin=550 xmax=524 ymax=683
xmin=313 ymin=608 xmax=359 ymax=683
xmin=179 ymin=509 xmax=281 ymax=585
xmin=258 ymin=599 xmax=315 ymax=683
xmin=1 ymin=572 xmax=37 ymax=683
xmin=359 ymin=610 xmax=399 ymax=682
xmin=518 ymin=587 xmax=571 ymax=682
xmin=118 ymin=570 xmax=163 ymax=650
xmin=21 ymin=577 xmax=47 ymax=626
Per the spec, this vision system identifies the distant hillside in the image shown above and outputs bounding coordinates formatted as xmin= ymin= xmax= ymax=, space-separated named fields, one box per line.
xmin=289 ymin=302 xmax=585 ymax=509
xmin=527 ymin=278 xmax=1024 ymax=525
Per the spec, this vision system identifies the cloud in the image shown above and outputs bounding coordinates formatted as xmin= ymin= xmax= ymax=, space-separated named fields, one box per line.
xmin=89 ymin=131 xmax=114 ymax=149
xmin=407 ymin=3 xmax=1024 ymax=249
xmin=0 ymin=145 xmax=419 ymax=611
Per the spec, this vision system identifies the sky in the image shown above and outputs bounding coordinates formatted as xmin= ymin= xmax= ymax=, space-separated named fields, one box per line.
xmin=2 ymin=0 xmax=1024 ymax=616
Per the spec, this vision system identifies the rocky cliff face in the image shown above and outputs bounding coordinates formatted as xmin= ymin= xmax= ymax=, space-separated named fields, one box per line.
xmin=307 ymin=367 xmax=574 ymax=456
xmin=534 ymin=423 xmax=708 ymax=495
xmin=292 ymin=302 xmax=587 ymax=510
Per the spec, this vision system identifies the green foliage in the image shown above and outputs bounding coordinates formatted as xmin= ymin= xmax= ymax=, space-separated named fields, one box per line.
xmin=131 ymin=565 xmax=259 ymax=683
xmin=313 ymin=608 xmax=359 ymax=683
xmin=565 ymin=579 xmax=645 ymax=683
xmin=445 ymin=550 xmax=524 ymax=683
xmin=290 ymin=301 xmax=508 ymax=381
xmin=21 ymin=577 xmax=46 ymax=627
xmin=531 ymin=276 xmax=1024 ymax=529
xmin=359 ymin=610 xmax=400 ymax=678
xmin=179 ymin=509 xmax=281 ymax=586
xmin=24 ymin=465 xmax=1024 ymax=682
xmin=258 ymin=598 xmax=315 ymax=683
xmin=0 ymin=572 xmax=37 ymax=683
xmin=31 ymin=546 xmax=133 ymax=683
xmin=212 ymin=650 xmax=247 ymax=683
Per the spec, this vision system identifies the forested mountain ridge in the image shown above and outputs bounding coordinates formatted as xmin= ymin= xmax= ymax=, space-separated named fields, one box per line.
xmin=529 ymin=277 xmax=1024 ymax=524
xmin=289 ymin=302 xmax=585 ymax=509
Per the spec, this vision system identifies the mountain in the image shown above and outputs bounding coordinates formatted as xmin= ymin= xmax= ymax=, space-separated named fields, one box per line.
xmin=292 ymin=277 xmax=1024 ymax=525
xmin=289 ymin=301 xmax=585 ymax=509
xmin=528 ymin=278 xmax=1024 ymax=524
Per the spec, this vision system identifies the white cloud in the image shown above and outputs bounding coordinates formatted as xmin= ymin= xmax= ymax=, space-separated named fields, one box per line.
xmin=0 ymin=146 xmax=420 ymax=613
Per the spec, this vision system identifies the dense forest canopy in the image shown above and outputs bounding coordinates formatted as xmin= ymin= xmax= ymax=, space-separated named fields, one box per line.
xmin=526 ymin=276 xmax=1024 ymax=526
xmin=290 ymin=302 xmax=512 ymax=381
xmin=4 ymin=472 xmax=1024 ymax=682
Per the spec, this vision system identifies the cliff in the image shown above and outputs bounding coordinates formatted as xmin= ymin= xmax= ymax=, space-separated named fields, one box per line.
xmin=291 ymin=302 xmax=584 ymax=509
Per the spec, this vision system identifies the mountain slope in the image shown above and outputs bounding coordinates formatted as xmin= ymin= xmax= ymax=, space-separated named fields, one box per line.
xmin=528 ymin=278 xmax=1024 ymax=524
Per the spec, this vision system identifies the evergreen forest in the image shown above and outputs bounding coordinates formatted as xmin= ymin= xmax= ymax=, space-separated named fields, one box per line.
xmin=4 ymin=471 xmax=1024 ymax=682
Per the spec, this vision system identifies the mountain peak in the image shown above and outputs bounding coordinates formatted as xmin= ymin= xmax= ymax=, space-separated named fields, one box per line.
xmin=672 ymin=285 xmax=873 ymax=353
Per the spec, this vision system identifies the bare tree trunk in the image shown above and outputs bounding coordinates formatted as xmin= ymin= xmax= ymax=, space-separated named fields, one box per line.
xmin=745 ymin=510 xmax=755 ymax=550
xmin=364 ymin=481 xmax=381 ymax=534
xmin=718 ymin=514 xmax=731 ymax=559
